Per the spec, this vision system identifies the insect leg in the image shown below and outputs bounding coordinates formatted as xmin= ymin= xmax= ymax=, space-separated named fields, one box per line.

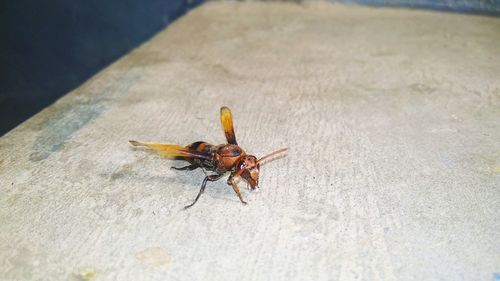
xmin=184 ymin=174 xmax=223 ymax=209
xmin=227 ymin=177 xmax=248 ymax=205
xmin=171 ymin=164 xmax=199 ymax=171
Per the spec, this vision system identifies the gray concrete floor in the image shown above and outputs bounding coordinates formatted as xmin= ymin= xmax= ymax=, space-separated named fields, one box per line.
xmin=1 ymin=2 xmax=499 ymax=280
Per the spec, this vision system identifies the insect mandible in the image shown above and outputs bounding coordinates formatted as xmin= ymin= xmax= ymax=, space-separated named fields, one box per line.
xmin=129 ymin=106 xmax=287 ymax=208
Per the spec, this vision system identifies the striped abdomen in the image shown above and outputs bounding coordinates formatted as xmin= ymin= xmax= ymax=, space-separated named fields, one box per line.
xmin=186 ymin=141 xmax=217 ymax=170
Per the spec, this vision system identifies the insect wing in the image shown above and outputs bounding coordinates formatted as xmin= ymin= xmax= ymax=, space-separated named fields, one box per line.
xmin=129 ymin=141 xmax=211 ymax=160
xmin=220 ymin=106 xmax=238 ymax=145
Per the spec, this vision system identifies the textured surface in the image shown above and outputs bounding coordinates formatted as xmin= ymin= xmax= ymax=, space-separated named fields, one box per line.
xmin=1 ymin=2 xmax=499 ymax=280
xmin=337 ymin=0 xmax=500 ymax=15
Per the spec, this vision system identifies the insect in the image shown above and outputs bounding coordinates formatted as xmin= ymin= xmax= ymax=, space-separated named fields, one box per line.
xmin=129 ymin=106 xmax=287 ymax=208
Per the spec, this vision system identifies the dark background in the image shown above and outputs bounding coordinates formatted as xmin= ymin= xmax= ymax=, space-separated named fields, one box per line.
xmin=0 ymin=0 xmax=202 ymax=136
xmin=0 ymin=0 xmax=498 ymax=136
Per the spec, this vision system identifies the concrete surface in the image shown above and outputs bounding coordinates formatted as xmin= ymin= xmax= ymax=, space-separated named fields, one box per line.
xmin=1 ymin=1 xmax=499 ymax=280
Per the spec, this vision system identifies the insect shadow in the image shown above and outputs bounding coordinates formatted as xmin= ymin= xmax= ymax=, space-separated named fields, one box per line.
xmin=126 ymin=152 xmax=241 ymax=204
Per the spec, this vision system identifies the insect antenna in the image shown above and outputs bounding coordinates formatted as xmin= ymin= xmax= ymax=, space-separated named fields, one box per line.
xmin=257 ymin=148 xmax=288 ymax=164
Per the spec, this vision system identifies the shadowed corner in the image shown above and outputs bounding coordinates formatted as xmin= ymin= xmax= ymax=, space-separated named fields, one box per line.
xmin=29 ymin=72 xmax=140 ymax=162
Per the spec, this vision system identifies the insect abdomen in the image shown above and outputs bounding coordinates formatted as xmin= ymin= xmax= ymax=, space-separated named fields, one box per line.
xmin=186 ymin=141 xmax=217 ymax=170
xmin=187 ymin=141 xmax=214 ymax=155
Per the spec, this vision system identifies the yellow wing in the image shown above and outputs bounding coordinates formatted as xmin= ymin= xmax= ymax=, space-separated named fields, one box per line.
xmin=129 ymin=140 xmax=211 ymax=160
xmin=220 ymin=106 xmax=237 ymax=145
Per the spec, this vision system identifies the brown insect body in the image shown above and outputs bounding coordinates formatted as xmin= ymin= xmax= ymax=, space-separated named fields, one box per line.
xmin=130 ymin=107 xmax=287 ymax=208
xmin=185 ymin=142 xmax=245 ymax=173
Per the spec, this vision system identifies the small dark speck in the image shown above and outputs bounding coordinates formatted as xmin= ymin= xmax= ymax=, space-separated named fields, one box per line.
xmin=383 ymin=227 xmax=390 ymax=233
xmin=153 ymin=211 xmax=156 ymax=215
xmin=11 ymin=182 xmax=14 ymax=185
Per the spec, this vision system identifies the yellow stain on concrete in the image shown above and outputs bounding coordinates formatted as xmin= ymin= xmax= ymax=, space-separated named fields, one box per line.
xmin=135 ymin=247 xmax=171 ymax=269
xmin=70 ymin=267 xmax=98 ymax=281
